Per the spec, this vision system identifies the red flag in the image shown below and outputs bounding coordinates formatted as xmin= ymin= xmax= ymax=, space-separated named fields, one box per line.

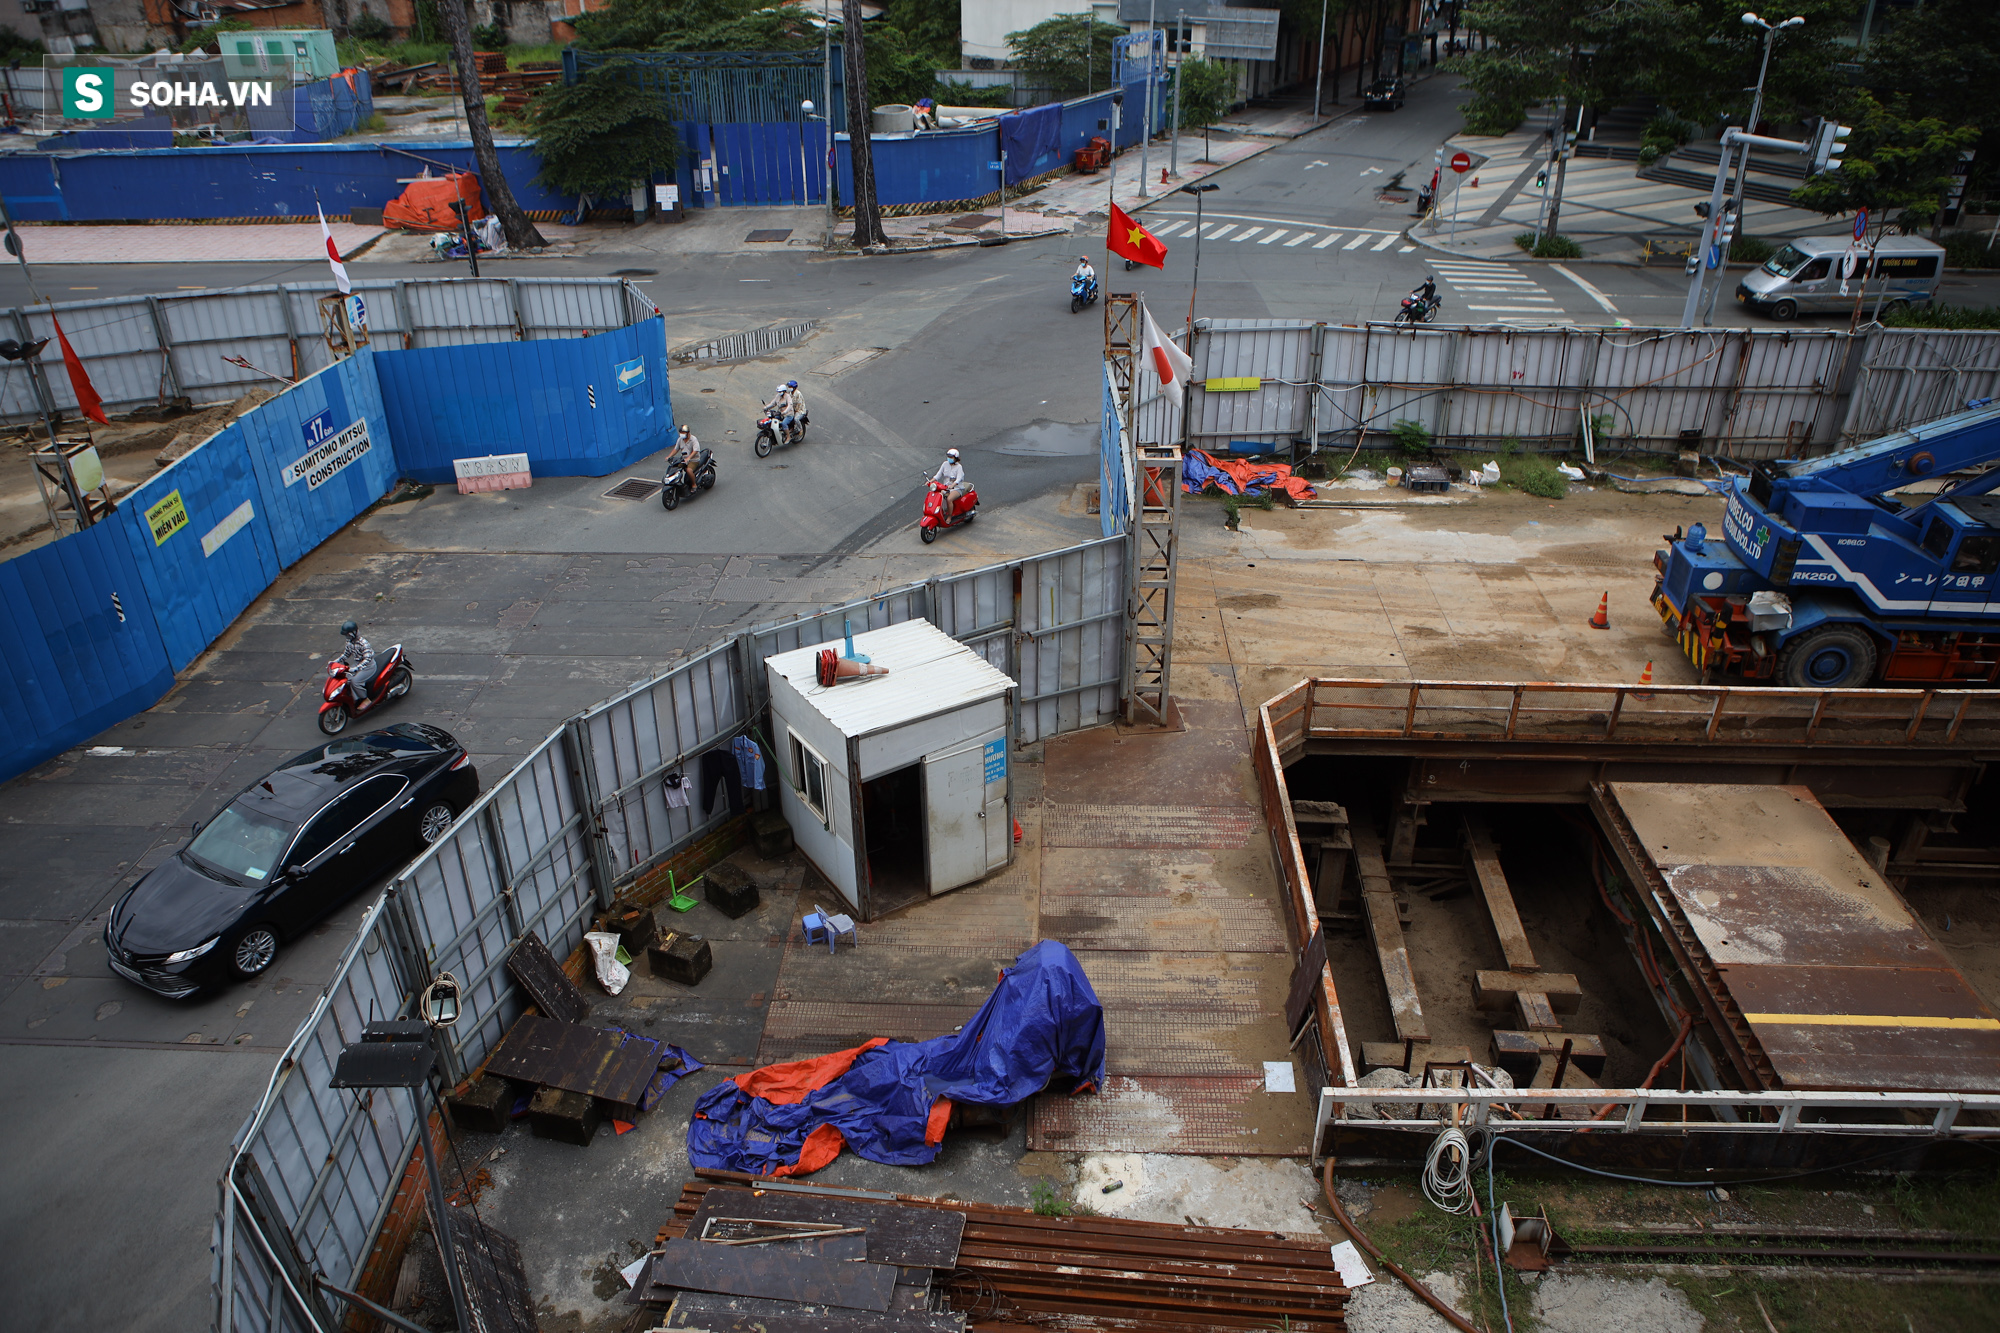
xmin=1107 ymin=203 xmax=1168 ymax=269
xmin=52 ymin=315 xmax=107 ymax=425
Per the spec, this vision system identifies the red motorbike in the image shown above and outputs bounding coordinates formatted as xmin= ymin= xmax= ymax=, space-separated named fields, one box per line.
xmin=318 ymin=646 xmax=414 ymax=735
xmin=920 ymin=478 xmax=978 ymax=543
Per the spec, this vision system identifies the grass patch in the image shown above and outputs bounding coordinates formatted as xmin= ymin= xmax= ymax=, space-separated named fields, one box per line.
xmin=1026 ymin=1179 xmax=1097 ymax=1217
xmin=1883 ymin=303 xmax=2000 ymax=329
xmin=1729 ymin=234 xmax=1776 ymax=265
xmin=1943 ymin=231 xmax=2000 ymax=270
xmin=1466 ymin=442 xmax=1570 ymax=498
xmin=1514 ymin=232 xmax=1584 ymax=259
xmin=1389 ymin=419 xmax=1432 ymax=458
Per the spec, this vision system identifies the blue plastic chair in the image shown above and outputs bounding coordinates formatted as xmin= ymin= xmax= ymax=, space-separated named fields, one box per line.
xmin=802 ymin=903 xmax=856 ymax=954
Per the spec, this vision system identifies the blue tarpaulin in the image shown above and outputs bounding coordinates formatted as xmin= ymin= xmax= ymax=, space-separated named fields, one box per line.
xmin=688 ymin=941 xmax=1105 ymax=1177
xmin=1000 ymin=103 xmax=1063 ymax=185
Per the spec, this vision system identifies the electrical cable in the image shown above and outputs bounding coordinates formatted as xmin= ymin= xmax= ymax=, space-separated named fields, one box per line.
xmin=1423 ymin=1124 xmax=1475 ymax=1214
xmin=1321 ymin=1159 xmax=1481 ymax=1333
xmin=1484 ymin=1134 xmax=1515 ymax=1333
xmin=1487 ymin=1132 xmax=1985 ymax=1187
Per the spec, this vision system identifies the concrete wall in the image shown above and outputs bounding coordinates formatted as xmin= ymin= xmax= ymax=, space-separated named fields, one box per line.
xmin=769 ymin=668 xmax=861 ymax=911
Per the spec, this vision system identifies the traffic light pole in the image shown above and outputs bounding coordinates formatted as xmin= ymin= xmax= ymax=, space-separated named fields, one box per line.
xmin=1680 ymin=127 xmax=1815 ymax=329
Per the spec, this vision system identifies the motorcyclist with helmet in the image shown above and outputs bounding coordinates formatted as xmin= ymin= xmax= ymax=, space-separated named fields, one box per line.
xmin=765 ymin=379 xmax=804 ymax=445
xmin=931 ymin=447 xmax=969 ymax=519
xmin=337 ymin=621 xmax=375 ymax=708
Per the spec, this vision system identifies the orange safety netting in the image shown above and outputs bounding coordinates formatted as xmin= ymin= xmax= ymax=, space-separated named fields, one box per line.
xmin=383 ymin=171 xmax=486 ymax=233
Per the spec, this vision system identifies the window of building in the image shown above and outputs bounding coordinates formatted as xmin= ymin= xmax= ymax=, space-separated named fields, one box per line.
xmin=788 ymin=731 xmax=830 ymax=826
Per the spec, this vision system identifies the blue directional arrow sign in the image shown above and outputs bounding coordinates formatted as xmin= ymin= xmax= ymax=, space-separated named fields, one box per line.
xmin=614 ymin=357 xmax=645 ymax=391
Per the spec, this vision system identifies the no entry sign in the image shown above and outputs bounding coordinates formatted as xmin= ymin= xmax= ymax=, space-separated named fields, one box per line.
xmin=1449 ymin=151 xmax=1473 ymax=173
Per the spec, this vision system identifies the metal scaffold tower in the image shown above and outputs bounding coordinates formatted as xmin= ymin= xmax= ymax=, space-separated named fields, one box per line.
xmin=1106 ymin=292 xmax=1180 ymax=727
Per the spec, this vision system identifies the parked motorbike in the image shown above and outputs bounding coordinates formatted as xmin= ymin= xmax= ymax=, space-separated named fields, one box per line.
xmin=1070 ymin=273 xmax=1100 ymax=314
xmin=1395 ymin=287 xmax=1442 ymax=325
xmin=660 ymin=447 xmax=718 ymax=510
xmin=920 ymin=477 xmax=979 ymax=543
xmin=754 ymin=410 xmax=808 ymax=457
xmin=318 ymin=646 xmax=413 ymax=736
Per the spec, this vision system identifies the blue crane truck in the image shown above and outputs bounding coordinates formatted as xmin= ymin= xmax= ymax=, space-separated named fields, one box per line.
xmin=1652 ymin=401 xmax=2000 ymax=688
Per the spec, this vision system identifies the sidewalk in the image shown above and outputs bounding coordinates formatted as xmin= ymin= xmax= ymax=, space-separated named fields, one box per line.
xmin=1409 ymin=120 xmax=1832 ymax=263
xmin=8 ymin=99 xmax=1331 ymax=266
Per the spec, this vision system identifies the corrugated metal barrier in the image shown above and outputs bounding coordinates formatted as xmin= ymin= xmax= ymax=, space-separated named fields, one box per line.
xmin=0 ymin=276 xmax=652 ymax=426
xmin=0 ymin=313 xmax=663 ymax=781
xmin=212 ymin=534 xmax=1132 ymax=1332
xmin=1132 ymin=319 xmax=2000 ymax=460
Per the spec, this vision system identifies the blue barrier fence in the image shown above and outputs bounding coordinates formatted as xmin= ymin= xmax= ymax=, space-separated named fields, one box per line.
xmin=0 ymin=512 xmax=178 ymax=783
xmin=0 ymin=138 xmax=564 ymax=223
xmin=375 ymin=320 xmax=671 ymax=485
xmin=0 ymin=318 xmax=673 ymax=782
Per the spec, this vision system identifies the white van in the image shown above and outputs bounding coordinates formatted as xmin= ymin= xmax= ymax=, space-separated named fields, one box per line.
xmin=1736 ymin=234 xmax=1944 ymax=320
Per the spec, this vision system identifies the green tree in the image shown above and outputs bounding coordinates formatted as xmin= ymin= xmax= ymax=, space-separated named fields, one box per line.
xmin=1791 ymin=92 xmax=1981 ymax=231
xmin=1456 ymin=0 xmax=1690 ymax=135
xmin=1006 ymin=14 xmax=1122 ymax=98
xmin=436 ymin=0 xmax=546 ymax=248
xmin=1640 ymin=0 xmax=1849 ymax=130
xmin=880 ymin=0 xmax=958 ymax=67
xmin=529 ymin=58 xmax=682 ymax=201
xmin=1861 ymin=0 xmax=2000 ymax=206
xmin=572 ymin=0 xmax=817 ymax=53
xmin=1175 ymin=57 xmax=1236 ymax=130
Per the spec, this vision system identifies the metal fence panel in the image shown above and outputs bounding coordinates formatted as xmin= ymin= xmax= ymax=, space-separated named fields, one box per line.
xmin=1842 ymin=328 xmax=2000 ymax=444
xmin=1186 ymin=319 xmax=1312 ymax=447
xmin=583 ymin=642 xmax=744 ymax=883
xmin=1016 ymin=538 xmax=1126 ymax=743
xmin=0 ymin=277 xmax=646 ymax=425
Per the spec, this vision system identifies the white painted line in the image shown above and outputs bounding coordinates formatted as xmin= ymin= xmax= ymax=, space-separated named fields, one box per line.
xmin=1342 ymin=235 xmax=1369 ymax=250
xmin=1206 ymin=224 xmax=1235 ymax=239
xmin=1465 ymin=303 xmax=1565 ymax=311
xmin=1285 ymin=232 xmax=1313 ymax=246
xmin=1370 ymin=234 xmax=1398 ymax=250
xmin=1552 ymin=263 xmax=1620 ymax=314
xmin=1150 ymin=220 xmax=1185 ymax=237
xmin=1452 ymin=283 xmax=1543 ymax=291
xmin=1399 ymin=245 xmax=1416 ymax=252
xmin=1258 ymin=229 xmax=1288 ymax=244
xmin=1231 ymin=227 xmax=1263 ymax=242
xmin=1313 ymin=233 xmax=1343 ymax=248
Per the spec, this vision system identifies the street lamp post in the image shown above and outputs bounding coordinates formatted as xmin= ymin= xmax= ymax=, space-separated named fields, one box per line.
xmin=1180 ymin=181 xmax=1218 ymax=335
xmin=1313 ymin=0 xmax=1329 ymax=121
xmin=1139 ymin=0 xmax=1156 ymax=198
xmin=1732 ymin=13 xmax=1804 ymax=220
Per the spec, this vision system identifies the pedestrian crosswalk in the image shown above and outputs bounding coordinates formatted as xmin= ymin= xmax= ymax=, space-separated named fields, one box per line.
xmin=1144 ymin=217 xmax=1417 ymax=253
xmin=1425 ymin=259 xmax=1572 ymax=326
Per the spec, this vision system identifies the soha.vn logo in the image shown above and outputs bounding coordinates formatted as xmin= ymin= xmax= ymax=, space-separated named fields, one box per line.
xmin=61 ymin=67 xmax=274 ymax=119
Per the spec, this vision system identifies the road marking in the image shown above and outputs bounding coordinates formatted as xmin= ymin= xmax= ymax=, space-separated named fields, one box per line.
xmin=740 ymin=278 xmax=771 ymax=282
xmin=1370 ymin=235 xmax=1398 ymax=250
xmin=1285 ymin=232 xmax=1313 ymax=246
xmin=1399 ymin=245 xmax=1416 ymax=252
xmin=1257 ymin=230 xmax=1287 ymax=244
xmin=1206 ymin=224 xmax=1235 ymax=239
xmin=1231 ymin=227 xmax=1262 ymax=242
xmin=1360 ymin=166 xmax=1384 ymax=176
xmin=1552 ymin=263 xmax=1620 ymax=314
xmin=1313 ymin=234 xmax=1343 ymax=248
xmin=1145 ymin=209 xmax=1396 ymax=235
xmin=1342 ymin=235 xmax=1369 ymax=249
xmin=1466 ymin=304 xmax=1565 ymax=311
xmin=1304 ymin=159 xmax=1330 ymax=170
xmin=1454 ymin=283 xmax=1541 ymax=290
xmin=1151 ymin=220 xmax=1185 ymax=237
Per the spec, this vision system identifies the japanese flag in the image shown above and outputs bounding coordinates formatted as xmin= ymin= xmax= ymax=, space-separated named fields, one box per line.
xmin=1142 ymin=306 xmax=1193 ymax=409
xmin=318 ymin=204 xmax=351 ymax=295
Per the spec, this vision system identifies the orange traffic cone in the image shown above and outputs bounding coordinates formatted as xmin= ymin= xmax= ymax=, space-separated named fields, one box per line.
xmin=1634 ymin=661 xmax=1654 ymax=701
xmin=1588 ymin=592 xmax=1610 ymax=630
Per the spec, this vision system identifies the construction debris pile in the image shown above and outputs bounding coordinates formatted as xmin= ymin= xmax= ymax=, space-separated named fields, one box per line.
xmin=630 ymin=1177 xmax=1350 ymax=1332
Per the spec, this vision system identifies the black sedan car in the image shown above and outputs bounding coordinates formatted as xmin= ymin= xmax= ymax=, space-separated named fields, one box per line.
xmin=105 ymin=723 xmax=479 ymax=997
xmin=1363 ymin=77 xmax=1406 ymax=110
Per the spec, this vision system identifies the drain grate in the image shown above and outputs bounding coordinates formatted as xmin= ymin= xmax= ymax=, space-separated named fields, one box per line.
xmin=604 ymin=478 xmax=660 ymax=500
xmin=745 ymin=229 xmax=793 ymax=243
xmin=672 ymin=319 xmax=819 ymax=366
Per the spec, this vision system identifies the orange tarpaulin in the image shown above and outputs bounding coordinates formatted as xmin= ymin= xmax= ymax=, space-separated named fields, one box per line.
xmin=706 ymin=1039 xmax=951 ymax=1178
xmin=382 ymin=171 xmax=486 ymax=233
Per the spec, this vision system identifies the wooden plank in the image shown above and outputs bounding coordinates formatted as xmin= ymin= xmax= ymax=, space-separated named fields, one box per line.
xmin=1360 ymin=1042 xmax=1471 ymax=1072
xmin=664 ymin=1292 xmax=966 ymax=1332
xmin=689 ymin=1187 xmax=965 ymax=1268
xmin=1514 ymin=991 xmax=1563 ymax=1031
xmin=642 ymin=1237 xmax=897 ymax=1312
xmin=505 ymin=932 xmax=591 ymax=1024
xmin=1472 ymin=970 xmax=1582 ymax=1014
xmin=1284 ymin=928 xmax=1328 ymax=1038
xmin=1353 ymin=824 xmax=1427 ymax=1043
xmin=1461 ymin=814 xmax=1539 ymax=973
xmin=482 ymin=1014 xmax=659 ymax=1105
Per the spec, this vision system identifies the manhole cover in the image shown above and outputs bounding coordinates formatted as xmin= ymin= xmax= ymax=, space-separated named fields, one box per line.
xmin=610 ymin=268 xmax=658 ymax=277
xmin=604 ymin=478 xmax=660 ymax=500
xmin=745 ymin=229 xmax=792 ymax=243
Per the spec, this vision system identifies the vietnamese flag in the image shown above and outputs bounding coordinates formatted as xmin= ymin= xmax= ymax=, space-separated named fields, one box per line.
xmin=1107 ymin=203 xmax=1168 ymax=269
xmin=51 ymin=315 xmax=107 ymax=425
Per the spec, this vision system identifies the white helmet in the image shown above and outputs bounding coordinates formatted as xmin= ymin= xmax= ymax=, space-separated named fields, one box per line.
xmin=678 ymin=423 xmax=691 ymax=434
xmin=776 ymin=382 xmax=789 ymax=393
xmin=946 ymin=448 xmax=960 ymax=460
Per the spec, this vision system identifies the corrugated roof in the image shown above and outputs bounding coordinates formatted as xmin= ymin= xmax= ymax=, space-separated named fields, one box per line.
xmin=766 ymin=620 xmax=1016 ymax=739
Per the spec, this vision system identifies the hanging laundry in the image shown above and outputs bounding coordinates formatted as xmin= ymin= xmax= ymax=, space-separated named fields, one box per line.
xmin=732 ymin=735 xmax=767 ymax=791
xmin=662 ymin=771 xmax=690 ymax=809
xmin=699 ymin=749 xmax=743 ymax=816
